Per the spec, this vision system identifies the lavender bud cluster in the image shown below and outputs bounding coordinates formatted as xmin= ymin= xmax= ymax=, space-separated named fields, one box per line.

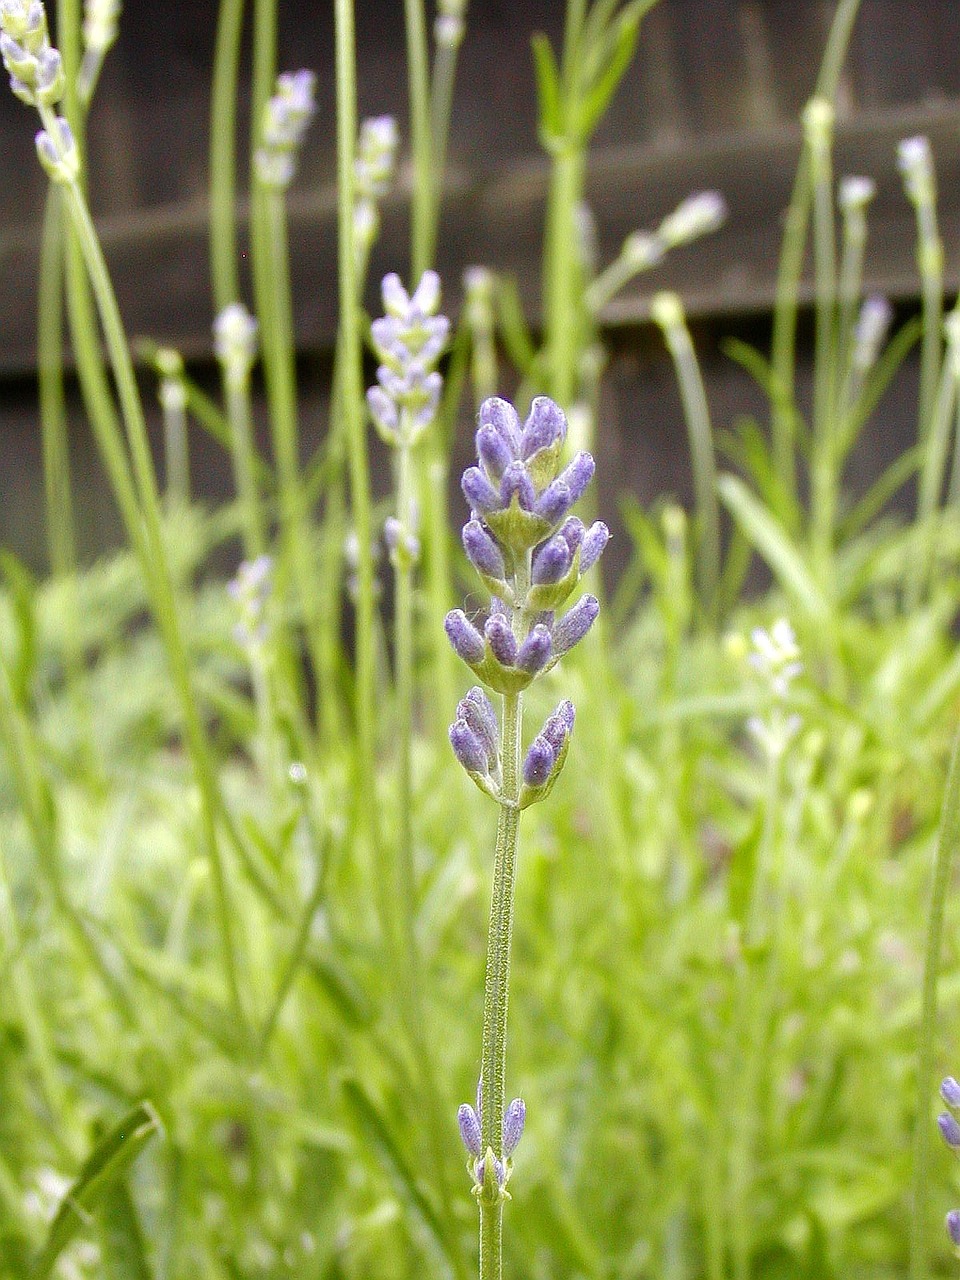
xmin=254 ymin=69 xmax=317 ymax=190
xmin=446 ymin=395 xmax=608 ymax=806
xmin=366 ymin=271 xmax=449 ymax=450
xmin=939 ymin=1076 xmax=960 ymax=1252
xmin=228 ymin=555 xmax=273 ymax=649
xmin=458 ymin=1087 xmax=525 ymax=1196
xmin=1 ymin=0 xmax=63 ymax=105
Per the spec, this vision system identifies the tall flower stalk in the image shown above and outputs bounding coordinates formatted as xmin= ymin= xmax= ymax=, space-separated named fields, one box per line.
xmin=446 ymin=394 xmax=608 ymax=1280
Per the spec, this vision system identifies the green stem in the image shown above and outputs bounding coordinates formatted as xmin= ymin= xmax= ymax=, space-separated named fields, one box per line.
xmin=209 ymin=0 xmax=245 ymax=310
xmin=404 ymin=0 xmax=435 ymax=277
xmin=38 ymin=186 xmax=75 ymax=577
xmin=224 ymin=375 xmax=265 ymax=557
xmin=909 ymin=364 xmax=956 ymax=609
xmin=543 ymin=145 xmax=585 ymax=409
xmin=478 ymin=678 xmax=524 ymax=1280
xmin=334 ymin=0 xmax=378 ymax=834
xmin=808 ymin=123 xmax=837 ymax=588
xmin=910 ymin=718 xmax=960 ymax=1280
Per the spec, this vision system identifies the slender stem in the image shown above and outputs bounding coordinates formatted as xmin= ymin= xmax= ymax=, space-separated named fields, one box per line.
xmin=543 ymin=146 xmax=585 ymax=409
xmin=909 ymin=364 xmax=957 ymax=609
xmin=224 ymin=374 xmax=266 ymax=555
xmin=209 ymin=0 xmax=245 ymax=310
xmin=910 ymin=718 xmax=960 ymax=1280
xmin=38 ymin=186 xmax=75 ymax=577
xmin=404 ymin=0 xmax=435 ymax=277
xmin=808 ymin=122 xmax=838 ymax=588
xmin=394 ymin=438 xmax=419 ymax=965
xmin=334 ymin=0 xmax=378 ymax=833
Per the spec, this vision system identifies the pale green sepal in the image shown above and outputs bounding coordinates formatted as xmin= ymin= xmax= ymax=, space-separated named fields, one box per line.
xmin=484 ymin=495 xmax=552 ymax=554
xmin=526 ymin=545 xmax=582 ymax=612
xmin=523 ymin=435 xmax=565 ymax=493
xmin=470 ymin=649 xmax=538 ymax=696
xmin=518 ymin=733 xmax=570 ymax=809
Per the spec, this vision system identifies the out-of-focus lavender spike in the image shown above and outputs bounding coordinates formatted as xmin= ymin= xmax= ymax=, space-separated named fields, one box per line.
xmin=503 ymin=1098 xmax=526 ymax=1157
xmin=517 ymin=625 xmax=552 ymax=674
xmin=411 ymin=269 xmax=442 ymax=315
xmin=580 ymin=521 xmax=610 ymax=573
xmin=552 ymin=594 xmax=599 ymax=655
xmin=367 ymin=385 xmax=399 ymax=437
xmin=458 ymin=1103 xmax=483 ymax=1158
xmin=381 ymin=272 xmax=409 ymax=317
xmin=948 ymin=1210 xmax=960 ymax=1248
xmin=523 ymin=737 xmax=555 ymax=788
xmin=485 ymin=614 xmax=518 ymax=667
xmin=445 ymin=610 xmax=485 ymax=664
xmin=462 ymin=466 xmax=501 ymax=514
xmin=532 ymin=535 xmax=572 ymax=585
xmin=463 ymin=520 xmax=506 ymax=581
xmin=520 ymin=396 xmax=567 ymax=460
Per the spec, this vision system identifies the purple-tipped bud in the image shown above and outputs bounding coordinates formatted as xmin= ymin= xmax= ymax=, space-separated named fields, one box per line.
xmin=517 ymin=624 xmax=552 ymax=674
xmin=459 ymin=688 xmax=499 ymax=765
xmin=462 ymin=466 xmax=501 ymax=514
xmin=463 ymin=520 xmax=506 ymax=581
xmin=939 ymin=1113 xmax=960 ymax=1150
xmin=450 ymin=720 xmax=487 ymax=774
xmin=503 ymin=1098 xmax=526 ymax=1157
xmin=948 ymin=1210 xmax=960 ymax=1248
xmin=542 ymin=700 xmax=575 ymax=753
xmin=532 ymin=535 xmax=572 ymax=585
xmin=557 ymin=517 xmax=585 ymax=555
xmin=552 ymin=594 xmax=599 ymax=656
xmin=485 ymin=614 xmax=518 ymax=666
xmin=445 ymin=610 xmax=485 ymax=664
xmin=476 ymin=1152 xmax=505 ymax=1189
xmin=477 ymin=424 xmax=514 ymax=483
xmin=520 ymin=396 xmax=567 ymax=460
xmin=499 ymin=462 xmax=536 ymax=512
xmin=556 ymin=451 xmax=595 ymax=506
xmin=458 ymin=1103 xmax=483 ymax=1158
xmin=580 ymin=521 xmax=610 ymax=573
xmin=523 ymin=737 xmax=556 ymax=787
xmin=535 ymin=480 xmax=573 ymax=526
xmin=942 ymin=1077 xmax=960 ymax=1108
xmin=479 ymin=396 xmax=522 ymax=453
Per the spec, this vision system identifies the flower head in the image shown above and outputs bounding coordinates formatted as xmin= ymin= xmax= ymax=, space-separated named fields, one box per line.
xmin=367 ymin=271 xmax=449 ymax=447
xmin=255 ymin=69 xmax=316 ymax=189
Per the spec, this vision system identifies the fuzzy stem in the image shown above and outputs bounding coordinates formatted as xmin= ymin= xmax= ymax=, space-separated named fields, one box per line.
xmin=404 ymin=0 xmax=435 ymax=277
xmin=224 ymin=373 xmax=266 ymax=557
xmin=910 ymin=718 xmax=960 ymax=1280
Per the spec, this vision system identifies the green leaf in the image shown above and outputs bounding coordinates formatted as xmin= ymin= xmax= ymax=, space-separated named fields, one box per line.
xmin=531 ymin=33 xmax=564 ymax=148
xmin=718 ymin=475 xmax=829 ymax=623
xmin=495 ymin=274 xmax=536 ymax=374
xmin=577 ymin=6 xmax=642 ymax=141
xmin=32 ymin=1103 xmax=162 ymax=1280
xmin=98 ymin=1177 xmax=153 ymax=1280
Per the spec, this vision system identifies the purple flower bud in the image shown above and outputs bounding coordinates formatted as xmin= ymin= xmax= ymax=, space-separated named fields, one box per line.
xmin=542 ymin=700 xmax=575 ymax=753
xmin=479 ymin=396 xmax=522 ymax=453
xmin=477 ymin=424 xmax=514 ymax=483
xmin=503 ymin=1098 xmax=526 ymax=1157
xmin=534 ymin=479 xmax=572 ymax=526
xmin=556 ymin=451 xmax=595 ymax=506
xmin=462 ymin=466 xmax=501 ymax=514
xmin=532 ymin=535 xmax=572 ymax=585
xmin=383 ymin=517 xmax=402 ymax=551
xmin=458 ymin=1103 xmax=483 ymax=1158
xmin=552 ymin=594 xmax=599 ymax=655
xmin=485 ymin=614 xmax=518 ymax=667
xmin=517 ymin=624 xmax=552 ymax=674
xmin=463 ymin=520 xmax=506 ymax=581
xmin=476 ymin=1152 xmax=505 ymax=1188
xmin=450 ymin=719 xmax=487 ymax=774
xmin=939 ymin=1113 xmax=960 ymax=1150
xmin=557 ymin=517 xmax=585 ymax=555
xmin=367 ymin=386 xmax=399 ymax=436
xmin=499 ymin=462 xmax=536 ymax=512
xmin=580 ymin=521 xmax=610 ymax=573
xmin=523 ymin=736 xmax=555 ymax=787
xmin=445 ymin=610 xmax=485 ymax=664
xmin=948 ymin=1210 xmax=960 ymax=1248
xmin=942 ymin=1077 xmax=960 ymax=1108
xmin=458 ymin=688 xmax=499 ymax=766
xmin=520 ymin=396 xmax=566 ymax=460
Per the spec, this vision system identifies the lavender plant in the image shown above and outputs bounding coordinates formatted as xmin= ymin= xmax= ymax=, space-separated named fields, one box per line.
xmin=446 ymin=393 xmax=608 ymax=1279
